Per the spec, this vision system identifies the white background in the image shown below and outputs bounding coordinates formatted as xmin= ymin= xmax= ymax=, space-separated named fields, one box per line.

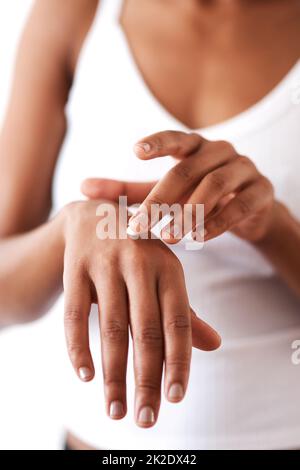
xmin=0 ymin=1 xmax=64 ymax=450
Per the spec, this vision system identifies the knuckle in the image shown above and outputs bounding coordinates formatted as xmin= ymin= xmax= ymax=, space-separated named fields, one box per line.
xmin=63 ymin=261 xmax=86 ymax=288
xmin=64 ymin=308 xmax=82 ymax=325
xmin=259 ymin=176 xmax=274 ymax=194
xmin=189 ymin=132 xmax=202 ymax=143
xmin=214 ymin=140 xmax=235 ymax=154
xmin=132 ymin=254 xmax=153 ymax=276
xmin=135 ymin=326 xmax=163 ymax=347
xmin=133 ymin=253 xmax=147 ymax=269
xmin=173 ymin=255 xmax=184 ymax=273
xmin=63 ymin=200 xmax=83 ymax=217
xmin=65 ymin=256 xmax=86 ymax=273
xmin=103 ymin=376 xmax=126 ymax=391
xmin=211 ymin=214 xmax=228 ymax=231
xmin=135 ymin=375 xmax=161 ymax=393
xmin=67 ymin=341 xmax=85 ymax=358
xmin=124 ymin=249 xmax=155 ymax=279
xmin=63 ymin=201 xmax=87 ymax=228
xmin=205 ymin=171 xmax=226 ymax=192
xmin=166 ymin=355 xmax=191 ymax=372
xmin=170 ymin=162 xmax=194 ymax=182
xmin=153 ymin=136 xmax=163 ymax=151
xmin=164 ymin=248 xmax=181 ymax=266
xmin=99 ymin=253 xmax=115 ymax=272
xmin=91 ymin=253 xmax=117 ymax=279
xmin=166 ymin=314 xmax=190 ymax=334
xmin=236 ymin=195 xmax=253 ymax=215
xmin=166 ymin=131 xmax=184 ymax=152
xmin=161 ymin=250 xmax=183 ymax=274
xmin=102 ymin=320 xmax=127 ymax=343
xmin=236 ymin=155 xmax=253 ymax=168
xmin=169 ymin=130 xmax=198 ymax=155
xmin=166 ymin=130 xmax=185 ymax=140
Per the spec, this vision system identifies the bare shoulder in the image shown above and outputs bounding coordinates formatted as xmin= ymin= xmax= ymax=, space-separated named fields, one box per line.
xmin=25 ymin=0 xmax=99 ymax=76
xmin=0 ymin=0 xmax=101 ymax=232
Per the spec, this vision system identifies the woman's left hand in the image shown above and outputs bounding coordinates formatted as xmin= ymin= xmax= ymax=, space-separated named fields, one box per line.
xmin=82 ymin=130 xmax=276 ymax=244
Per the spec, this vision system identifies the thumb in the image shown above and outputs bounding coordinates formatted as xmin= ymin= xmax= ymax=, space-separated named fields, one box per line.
xmin=190 ymin=308 xmax=221 ymax=351
xmin=81 ymin=178 xmax=156 ymax=205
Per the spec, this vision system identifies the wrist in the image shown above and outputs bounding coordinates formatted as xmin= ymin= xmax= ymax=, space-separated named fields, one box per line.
xmin=253 ymin=201 xmax=296 ymax=250
xmin=60 ymin=199 xmax=121 ymax=241
xmin=48 ymin=207 xmax=67 ymax=259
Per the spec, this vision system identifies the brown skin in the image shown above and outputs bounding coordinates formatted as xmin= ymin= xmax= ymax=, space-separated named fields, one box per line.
xmin=0 ymin=0 xmax=220 ymax=435
xmin=127 ymin=132 xmax=275 ymax=244
xmin=0 ymin=0 xmax=299 ymax=449
xmin=120 ymin=0 xmax=300 ymax=128
xmin=63 ymin=199 xmax=220 ymax=428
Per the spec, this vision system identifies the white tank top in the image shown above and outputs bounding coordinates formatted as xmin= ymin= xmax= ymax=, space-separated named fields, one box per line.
xmin=52 ymin=0 xmax=300 ymax=449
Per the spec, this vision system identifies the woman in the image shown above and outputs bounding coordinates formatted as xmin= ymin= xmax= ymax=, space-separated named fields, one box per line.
xmin=0 ymin=0 xmax=299 ymax=450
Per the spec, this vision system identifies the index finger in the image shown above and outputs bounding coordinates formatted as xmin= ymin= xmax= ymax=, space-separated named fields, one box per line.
xmin=134 ymin=130 xmax=204 ymax=160
xmin=128 ymin=139 xmax=235 ymax=235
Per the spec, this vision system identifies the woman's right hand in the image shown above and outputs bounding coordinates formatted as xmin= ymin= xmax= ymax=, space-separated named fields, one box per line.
xmin=61 ymin=200 xmax=221 ymax=427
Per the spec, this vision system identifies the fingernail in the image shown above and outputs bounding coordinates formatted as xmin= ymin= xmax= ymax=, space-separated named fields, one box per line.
xmin=126 ymin=225 xmax=139 ymax=238
xmin=192 ymin=227 xmax=208 ymax=241
xmin=128 ymin=212 xmax=149 ymax=233
xmin=168 ymin=383 xmax=184 ymax=401
xmin=134 ymin=142 xmax=151 ymax=154
xmin=162 ymin=223 xmax=182 ymax=239
xmin=138 ymin=406 xmax=155 ymax=425
xmin=110 ymin=400 xmax=124 ymax=418
xmin=78 ymin=367 xmax=92 ymax=381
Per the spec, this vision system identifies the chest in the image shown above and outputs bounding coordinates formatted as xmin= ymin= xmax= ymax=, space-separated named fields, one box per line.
xmin=54 ymin=0 xmax=300 ymax=216
xmin=120 ymin=0 xmax=300 ymax=129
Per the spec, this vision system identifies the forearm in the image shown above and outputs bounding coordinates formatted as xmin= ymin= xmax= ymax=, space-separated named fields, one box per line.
xmin=0 ymin=211 xmax=64 ymax=326
xmin=254 ymin=201 xmax=300 ymax=298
